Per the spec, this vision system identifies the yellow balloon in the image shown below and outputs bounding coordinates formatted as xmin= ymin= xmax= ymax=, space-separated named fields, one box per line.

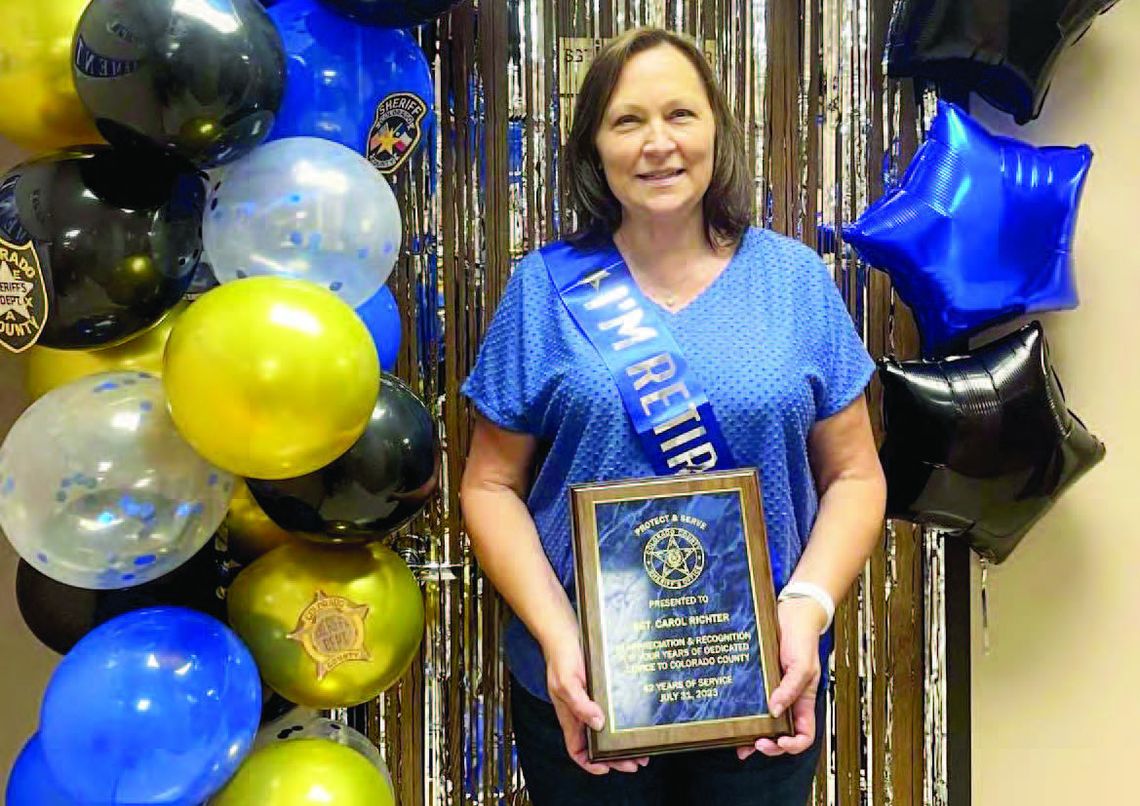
xmin=227 ymin=541 xmax=424 ymax=709
xmin=222 ymin=479 xmax=294 ymax=563
xmin=0 ymin=0 xmax=103 ymax=151
xmin=24 ymin=301 xmax=188 ymax=401
xmin=210 ymin=740 xmax=395 ymax=806
xmin=163 ymin=278 xmax=380 ymax=480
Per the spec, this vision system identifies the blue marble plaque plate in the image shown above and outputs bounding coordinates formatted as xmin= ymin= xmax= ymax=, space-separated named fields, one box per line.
xmin=570 ymin=469 xmax=790 ymax=760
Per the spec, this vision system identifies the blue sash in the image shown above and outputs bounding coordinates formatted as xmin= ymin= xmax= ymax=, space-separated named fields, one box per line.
xmin=540 ymin=241 xmax=736 ymax=475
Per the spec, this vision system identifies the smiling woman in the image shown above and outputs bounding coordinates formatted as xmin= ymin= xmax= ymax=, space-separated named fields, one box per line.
xmin=459 ymin=26 xmax=885 ymax=806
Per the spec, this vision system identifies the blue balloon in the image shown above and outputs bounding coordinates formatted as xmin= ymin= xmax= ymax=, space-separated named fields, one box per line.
xmin=39 ymin=607 xmax=262 ymax=805
xmin=6 ymin=735 xmax=82 ymax=806
xmin=843 ymin=102 xmax=1092 ymax=356
xmin=268 ymin=0 xmax=434 ymax=176
xmin=356 ymin=285 xmax=401 ymax=372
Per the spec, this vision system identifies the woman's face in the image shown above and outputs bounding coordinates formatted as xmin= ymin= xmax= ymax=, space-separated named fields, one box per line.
xmin=594 ymin=44 xmax=717 ymax=227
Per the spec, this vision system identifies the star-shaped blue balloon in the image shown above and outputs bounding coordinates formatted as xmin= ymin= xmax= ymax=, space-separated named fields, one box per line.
xmin=843 ymin=101 xmax=1092 ymax=356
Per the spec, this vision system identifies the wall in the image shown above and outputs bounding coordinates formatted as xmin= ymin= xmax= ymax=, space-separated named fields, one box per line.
xmin=969 ymin=4 xmax=1140 ymax=804
xmin=0 ymin=137 xmax=56 ymax=775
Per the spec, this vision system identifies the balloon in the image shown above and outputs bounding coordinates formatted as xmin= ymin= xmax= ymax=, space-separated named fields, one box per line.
xmin=163 ymin=277 xmax=380 ymax=479
xmin=5 ymin=735 xmax=83 ymax=806
xmin=254 ymin=712 xmax=391 ymax=787
xmin=0 ymin=147 xmax=204 ymax=351
xmin=210 ymin=739 xmax=394 ymax=806
xmin=843 ymin=102 xmax=1091 ymax=357
xmin=24 ymin=300 xmax=188 ymax=401
xmin=268 ymin=0 xmax=434 ymax=176
xmin=0 ymin=0 xmax=103 ymax=152
xmin=223 ymin=480 xmax=295 ymax=563
xmin=0 ymin=372 xmax=234 ymax=589
xmin=15 ymin=559 xmax=98 ymax=655
xmin=261 ymin=690 xmax=299 ymax=725
xmin=186 ymin=259 xmax=221 ymax=299
xmin=227 ymin=541 xmax=424 ymax=708
xmin=72 ymin=0 xmax=286 ymax=168
xmin=15 ymin=537 xmax=229 ymax=654
xmin=887 ymin=0 xmax=1120 ymax=124
xmin=248 ymin=374 xmax=439 ymax=542
xmin=879 ymin=322 xmax=1105 ymax=564
xmin=203 ymin=137 xmax=403 ymax=307
xmin=318 ymin=0 xmax=464 ymax=28
xmin=39 ymin=607 xmax=262 ymax=805
xmin=357 ymin=285 xmax=402 ymax=372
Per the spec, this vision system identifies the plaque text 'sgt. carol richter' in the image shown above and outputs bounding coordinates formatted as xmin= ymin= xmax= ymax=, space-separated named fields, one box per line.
xmin=571 ymin=469 xmax=789 ymax=760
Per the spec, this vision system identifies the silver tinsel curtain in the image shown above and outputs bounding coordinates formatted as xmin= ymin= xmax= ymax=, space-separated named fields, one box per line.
xmin=365 ymin=1 xmax=952 ymax=803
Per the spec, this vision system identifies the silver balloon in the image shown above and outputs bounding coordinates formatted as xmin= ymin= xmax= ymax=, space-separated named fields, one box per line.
xmin=203 ymin=137 xmax=403 ymax=307
xmin=0 ymin=372 xmax=234 ymax=590
xmin=255 ymin=710 xmax=393 ymax=789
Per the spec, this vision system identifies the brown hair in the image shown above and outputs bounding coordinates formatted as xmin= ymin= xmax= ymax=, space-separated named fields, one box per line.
xmin=564 ymin=28 xmax=753 ymax=248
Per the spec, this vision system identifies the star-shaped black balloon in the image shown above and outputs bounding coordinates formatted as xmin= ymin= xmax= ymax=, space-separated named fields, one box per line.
xmin=879 ymin=321 xmax=1105 ymax=563
xmin=887 ymin=0 xmax=1120 ymax=123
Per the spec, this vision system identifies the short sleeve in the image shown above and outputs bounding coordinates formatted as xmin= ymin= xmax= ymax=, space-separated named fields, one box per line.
xmin=460 ymin=254 xmax=552 ymax=435
xmin=801 ymin=255 xmax=877 ymax=420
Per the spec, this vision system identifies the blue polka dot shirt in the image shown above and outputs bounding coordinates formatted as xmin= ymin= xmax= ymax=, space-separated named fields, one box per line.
xmin=461 ymin=227 xmax=876 ymax=701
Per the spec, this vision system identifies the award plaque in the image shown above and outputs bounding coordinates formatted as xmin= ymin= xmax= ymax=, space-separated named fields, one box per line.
xmin=570 ymin=468 xmax=790 ymax=760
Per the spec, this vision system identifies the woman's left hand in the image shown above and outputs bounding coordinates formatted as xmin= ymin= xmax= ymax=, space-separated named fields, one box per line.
xmin=737 ymin=597 xmax=826 ymax=760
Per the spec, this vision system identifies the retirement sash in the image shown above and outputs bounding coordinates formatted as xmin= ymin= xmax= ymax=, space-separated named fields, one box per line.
xmin=541 ymin=240 xmax=736 ymax=475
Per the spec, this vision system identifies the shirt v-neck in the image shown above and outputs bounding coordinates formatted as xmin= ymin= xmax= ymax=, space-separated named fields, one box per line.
xmin=613 ymin=235 xmax=746 ymax=317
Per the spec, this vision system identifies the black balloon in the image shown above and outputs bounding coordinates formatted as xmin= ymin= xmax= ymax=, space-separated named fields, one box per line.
xmin=248 ymin=374 xmax=440 ymax=542
xmin=15 ymin=537 xmax=230 ymax=655
xmin=72 ymin=0 xmax=286 ymax=168
xmin=887 ymin=0 xmax=1120 ymax=123
xmin=318 ymin=0 xmax=464 ymax=27
xmin=0 ymin=147 xmax=204 ymax=349
xmin=260 ymin=690 xmax=298 ymax=725
xmin=879 ymin=322 xmax=1105 ymax=563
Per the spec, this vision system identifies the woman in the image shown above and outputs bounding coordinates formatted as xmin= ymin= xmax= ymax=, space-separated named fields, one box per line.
xmin=460 ymin=27 xmax=886 ymax=805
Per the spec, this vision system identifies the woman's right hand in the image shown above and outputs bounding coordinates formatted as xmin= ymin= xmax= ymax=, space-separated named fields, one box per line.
xmin=543 ymin=633 xmax=650 ymax=775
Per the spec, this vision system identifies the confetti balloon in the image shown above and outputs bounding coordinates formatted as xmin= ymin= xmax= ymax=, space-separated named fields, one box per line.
xmin=0 ymin=372 xmax=234 ymax=589
xmin=203 ymin=137 xmax=402 ymax=308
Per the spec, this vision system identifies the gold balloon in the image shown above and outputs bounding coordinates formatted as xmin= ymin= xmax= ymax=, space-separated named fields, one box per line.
xmin=222 ymin=480 xmax=294 ymax=564
xmin=227 ymin=541 xmax=424 ymax=709
xmin=210 ymin=740 xmax=395 ymax=806
xmin=24 ymin=301 xmax=188 ymax=401
xmin=162 ymin=278 xmax=380 ymax=480
xmin=0 ymin=0 xmax=103 ymax=151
